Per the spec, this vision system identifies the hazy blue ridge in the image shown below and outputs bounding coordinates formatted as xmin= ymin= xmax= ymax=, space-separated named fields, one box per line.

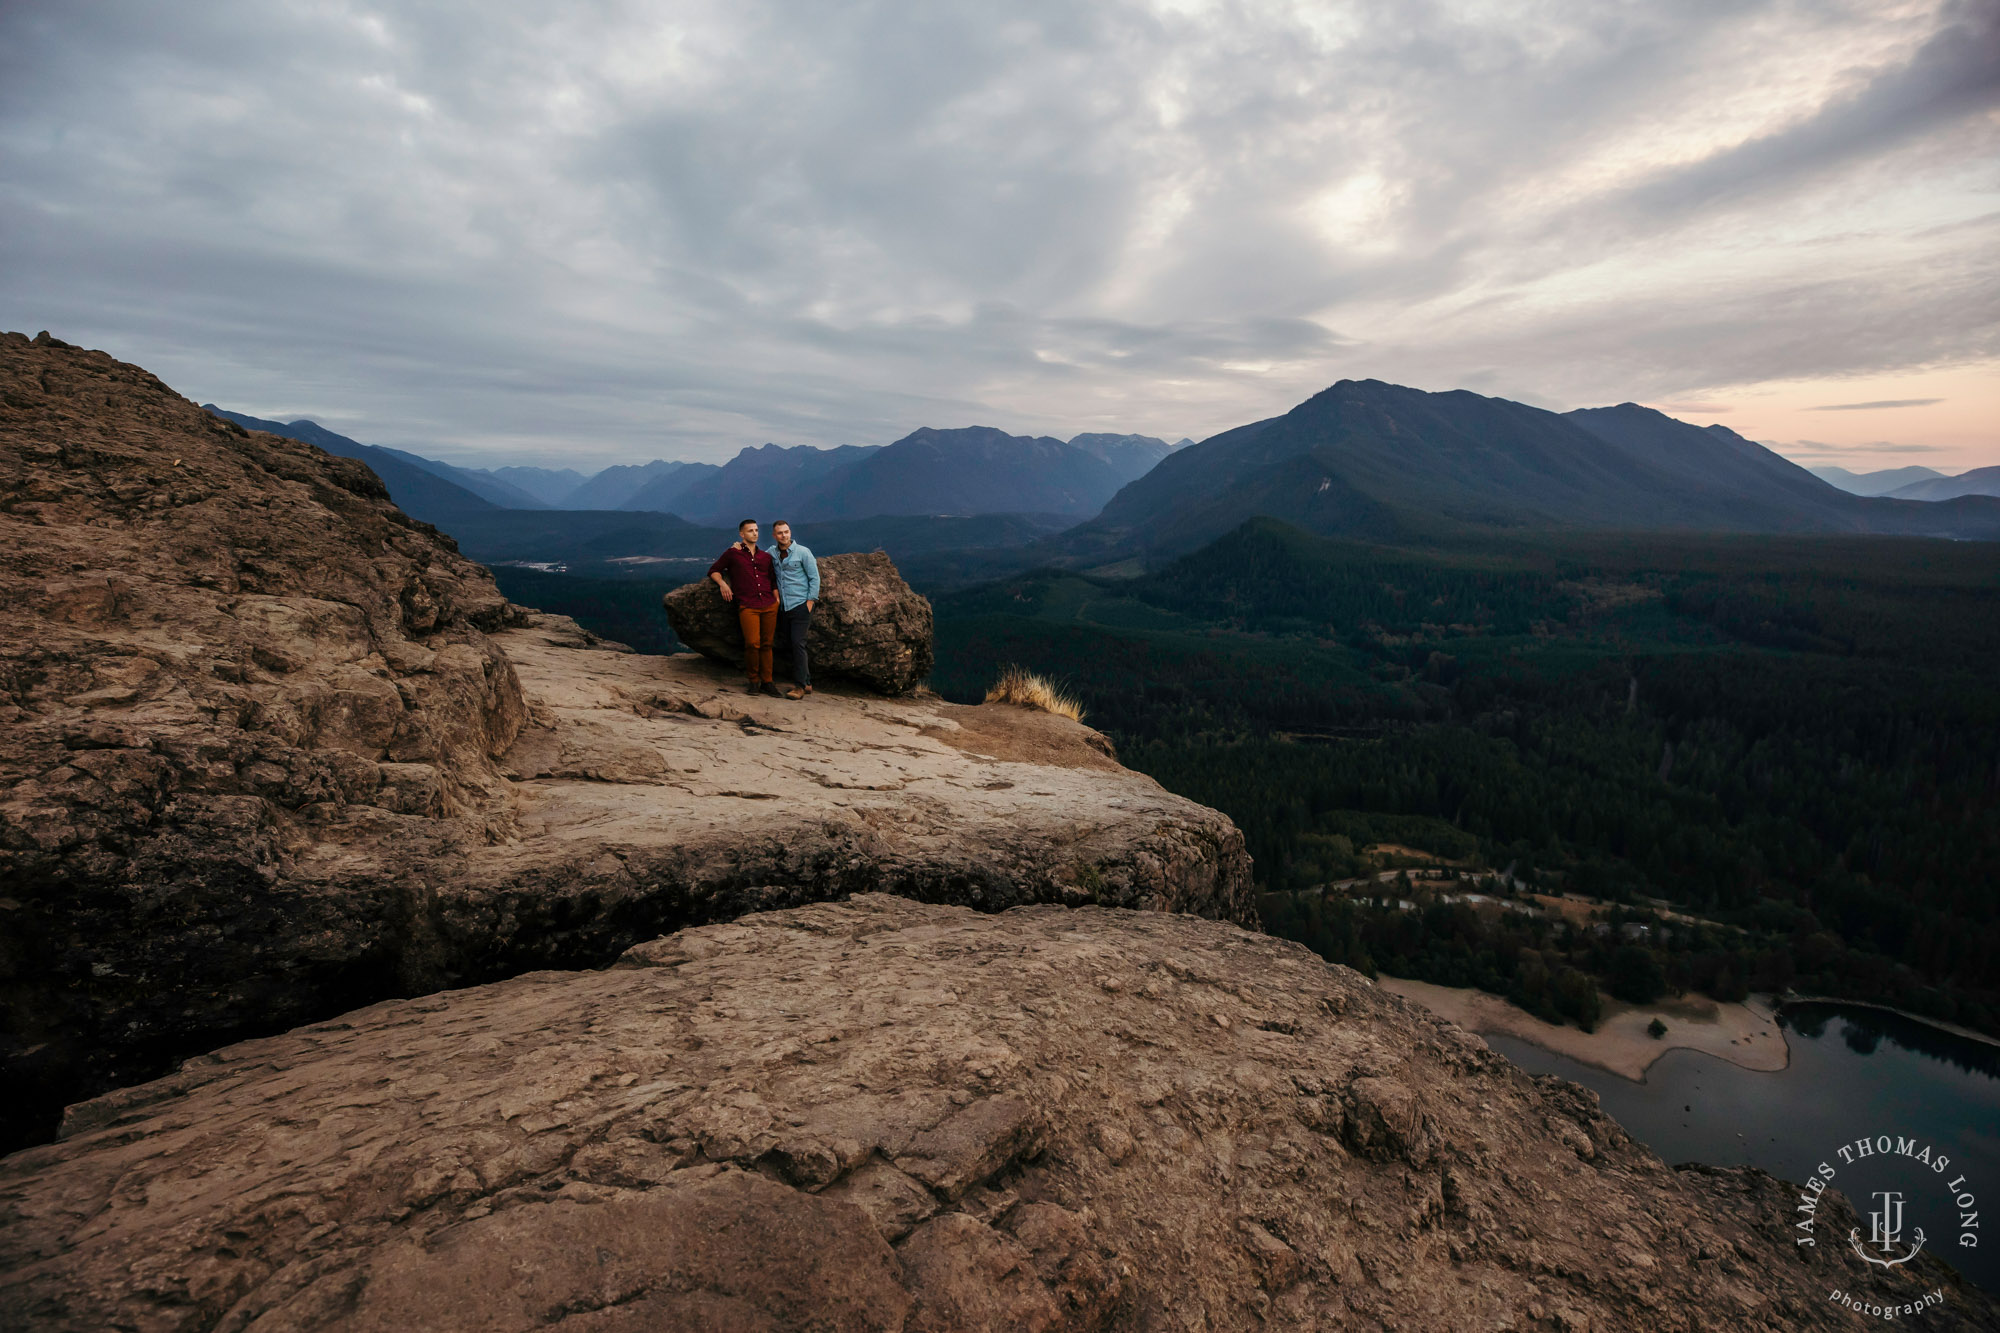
xmin=1885 ymin=465 xmax=2000 ymax=501
xmin=479 ymin=464 xmax=588 ymax=506
xmin=376 ymin=453 xmax=551 ymax=509
xmin=203 ymin=406 xmax=500 ymax=525
xmin=637 ymin=443 xmax=879 ymax=525
xmin=1068 ymin=432 xmax=1177 ymax=486
xmin=795 ymin=427 xmax=1124 ymax=521
xmin=1810 ymin=464 xmax=1948 ymax=496
xmin=559 ymin=459 xmax=717 ymax=511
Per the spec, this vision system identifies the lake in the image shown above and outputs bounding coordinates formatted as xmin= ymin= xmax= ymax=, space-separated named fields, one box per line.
xmin=1485 ymin=1003 xmax=2000 ymax=1293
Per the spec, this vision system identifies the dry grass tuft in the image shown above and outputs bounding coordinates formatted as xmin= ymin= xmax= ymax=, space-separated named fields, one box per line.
xmin=983 ymin=665 xmax=1085 ymax=721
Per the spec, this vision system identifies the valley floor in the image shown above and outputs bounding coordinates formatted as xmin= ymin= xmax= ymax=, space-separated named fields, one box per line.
xmin=1378 ymin=976 xmax=1787 ymax=1081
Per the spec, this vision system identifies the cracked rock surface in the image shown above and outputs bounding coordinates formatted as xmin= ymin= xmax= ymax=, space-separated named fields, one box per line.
xmin=5 ymin=895 xmax=1992 ymax=1331
xmin=477 ymin=615 xmax=1250 ymax=943
xmin=0 ymin=333 xmax=1252 ymax=1150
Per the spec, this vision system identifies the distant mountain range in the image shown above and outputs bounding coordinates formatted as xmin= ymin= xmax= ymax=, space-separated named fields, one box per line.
xmin=203 ymin=408 xmax=519 ymax=518
xmin=634 ymin=428 xmax=1181 ymax=526
xmin=481 ymin=464 xmax=587 ymax=506
xmin=201 ymin=408 xmax=1182 ymax=529
xmin=1069 ymin=432 xmax=1183 ymax=480
xmin=202 ymin=409 xmax=579 ymax=510
xmin=1877 ymin=465 xmax=2000 ymax=502
xmin=560 ymin=429 xmax=1181 ymax=525
xmin=200 ymin=409 xmax=731 ymax=563
xmin=1807 ymin=464 xmax=2000 ymax=501
xmin=206 ymin=388 xmax=1999 ymax=580
xmin=1808 ymin=464 xmax=1947 ymax=496
xmin=1053 ymin=381 xmax=2000 ymax=564
xmin=651 ymin=442 xmax=885 ymax=525
xmin=788 ymin=428 xmax=1109 ymax=522
xmin=553 ymin=460 xmax=707 ymax=511
xmin=196 ymin=408 xmax=1184 ymax=569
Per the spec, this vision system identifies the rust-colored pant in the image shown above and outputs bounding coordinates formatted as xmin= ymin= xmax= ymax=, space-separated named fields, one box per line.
xmin=737 ymin=603 xmax=778 ymax=682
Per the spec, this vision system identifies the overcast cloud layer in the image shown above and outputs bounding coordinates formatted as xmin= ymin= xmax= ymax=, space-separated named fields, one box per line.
xmin=3 ymin=0 xmax=1996 ymax=469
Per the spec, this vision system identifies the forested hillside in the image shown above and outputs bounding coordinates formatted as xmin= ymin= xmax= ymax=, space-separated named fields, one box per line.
xmin=931 ymin=519 xmax=2000 ymax=1034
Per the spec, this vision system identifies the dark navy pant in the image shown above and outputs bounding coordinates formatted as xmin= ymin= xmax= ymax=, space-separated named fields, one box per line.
xmin=777 ymin=603 xmax=812 ymax=686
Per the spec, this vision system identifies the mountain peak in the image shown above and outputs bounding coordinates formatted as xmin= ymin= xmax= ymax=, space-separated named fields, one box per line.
xmin=1061 ymin=378 xmax=2000 ymax=561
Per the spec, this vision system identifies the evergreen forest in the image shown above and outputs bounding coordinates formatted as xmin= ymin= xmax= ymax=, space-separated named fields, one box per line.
xmin=927 ymin=519 xmax=2000 ymax=1036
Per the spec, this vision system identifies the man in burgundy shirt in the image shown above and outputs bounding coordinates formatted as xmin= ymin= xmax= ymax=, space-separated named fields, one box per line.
xmin=708 ymin=519 xmax=783 ymax=695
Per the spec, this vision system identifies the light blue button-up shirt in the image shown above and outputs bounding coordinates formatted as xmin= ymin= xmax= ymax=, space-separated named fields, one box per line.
xmin=768 ymin=540 xmax=820 ymax=610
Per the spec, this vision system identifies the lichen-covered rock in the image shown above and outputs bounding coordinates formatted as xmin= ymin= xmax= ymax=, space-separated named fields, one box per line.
xmin=661 ymin=550 xmax=934 ymax=694
xmin=4 ymin=895 xmax=1991 ymax=1331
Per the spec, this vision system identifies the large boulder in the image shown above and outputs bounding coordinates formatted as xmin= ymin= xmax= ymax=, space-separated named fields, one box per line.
xmin=662 ymin=549 xmax=934 ymax=694
xmin=5 ymin=894 xmax=1993 ymax=1331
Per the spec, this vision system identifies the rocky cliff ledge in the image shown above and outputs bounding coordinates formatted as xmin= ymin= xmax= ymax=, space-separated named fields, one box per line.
xmin=6 ymin=894 xmax=1992 ymax=1330
xmin=0 ymin=332 xmax=1251 ymax=1148
xmin=485 ymin=612 xmax=1248 ymax=936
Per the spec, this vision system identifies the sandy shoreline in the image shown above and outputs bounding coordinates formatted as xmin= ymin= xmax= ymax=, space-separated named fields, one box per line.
xmin=1378 ymin=976 xmax=1789 ymax=1082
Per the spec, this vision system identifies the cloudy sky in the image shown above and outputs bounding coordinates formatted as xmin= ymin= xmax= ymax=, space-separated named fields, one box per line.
xmin=3 ymin=1 xmax=1995 ymax=471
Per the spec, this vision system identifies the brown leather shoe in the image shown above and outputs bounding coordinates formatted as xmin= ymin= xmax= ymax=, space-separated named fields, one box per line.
xmin=760 ymin=682 xmax=785 ymax=698
xmin=744 ymin=682 xmax=760 ymax=694
xmin=785 ymin=686 xmax=806 ymax=700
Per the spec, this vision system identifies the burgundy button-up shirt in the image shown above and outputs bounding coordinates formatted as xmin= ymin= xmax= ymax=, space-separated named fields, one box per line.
xmin=709 ymin=543 xmax=778 ymax=610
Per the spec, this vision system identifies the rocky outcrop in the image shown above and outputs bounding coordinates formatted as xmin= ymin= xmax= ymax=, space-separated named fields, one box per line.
xmin=5 ymin=895 xmax=1992 ymax=1330
xmin=465 ymin=614 xmax=1253 ymax=962
xmin=0 ymin=333 xmax=1250 ymax=1150
xmin=5 ymin=333 xmax=1993 ymax=1330
xmin=662 ymin=550 xmax=934 ymax=694
xmin=0 ymin=331 xmax=529 ymax=1149
xmin=468 ymin=613 xmax=1252 ymax=951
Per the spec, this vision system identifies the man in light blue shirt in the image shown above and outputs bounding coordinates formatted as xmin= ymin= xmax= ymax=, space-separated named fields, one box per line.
xmin=768 ymin=520 xmax=820 ymax=699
